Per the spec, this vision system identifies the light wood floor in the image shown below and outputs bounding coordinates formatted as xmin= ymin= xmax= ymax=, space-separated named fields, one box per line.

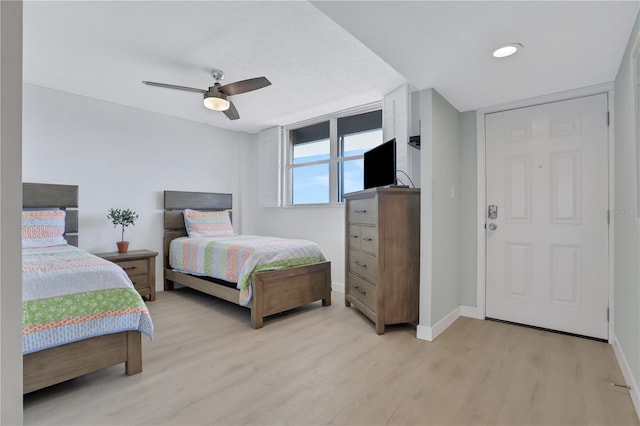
xmin=24 ymin=289 xmax=639 ymax=425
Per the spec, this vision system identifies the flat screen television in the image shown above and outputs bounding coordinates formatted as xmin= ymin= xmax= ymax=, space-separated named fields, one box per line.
xmin=363 ymin=138 xmax=396 ymax=190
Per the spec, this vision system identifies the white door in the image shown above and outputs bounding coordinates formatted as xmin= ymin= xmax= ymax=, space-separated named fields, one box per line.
xmin=485 ymin=94 xmax=609 ymax=339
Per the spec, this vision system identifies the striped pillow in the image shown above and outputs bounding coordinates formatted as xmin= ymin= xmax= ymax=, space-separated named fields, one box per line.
xmin=22 ymin=210 xmax=67 ymax=248
xmin=184 ymin=209 xmax=234 ymax=237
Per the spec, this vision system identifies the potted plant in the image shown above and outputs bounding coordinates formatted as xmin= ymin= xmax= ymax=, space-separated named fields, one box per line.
xmin=107 ymin=208 xmax=139 ymax=253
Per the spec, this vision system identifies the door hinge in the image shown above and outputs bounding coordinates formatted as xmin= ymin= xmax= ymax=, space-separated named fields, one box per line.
xmin=607 ymin=209 xmax=610 ymax=225
xmin=607 ymin=111 xmax=610 ymax=127
xmin=607 ymin=307 xmax=610 ymax=322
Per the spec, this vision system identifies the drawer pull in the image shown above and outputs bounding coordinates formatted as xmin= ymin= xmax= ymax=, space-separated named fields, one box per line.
xmin=362 ymin=237 xmax=373 ymax=242
xmin=354 ymin=209 xmax=368 ymax=214
xmin=123 ymin=266 xmax=136 ymax=271
xmin=354 ymin=260 xmax=367 ymax=268
xmin=353 ymin=285 xmax=367 ymax=295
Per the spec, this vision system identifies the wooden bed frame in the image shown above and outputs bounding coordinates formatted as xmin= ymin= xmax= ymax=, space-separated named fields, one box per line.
xmin=163 ymin=190 xmax=332 ymax=328
xmin=22 ymin=183 xmax=143 ymax=394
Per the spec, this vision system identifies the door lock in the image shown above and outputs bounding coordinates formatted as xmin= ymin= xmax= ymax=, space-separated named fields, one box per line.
xmin=488 ymin=205 xmax=498 ymax=220
xmin=488 ymin=223 xmax=497 ymax=231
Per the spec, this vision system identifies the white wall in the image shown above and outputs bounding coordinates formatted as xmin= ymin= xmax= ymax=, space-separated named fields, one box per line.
xmin=23 ymin=84 xmax=253 ymax=292
xmin=1 ymin=1 xmax=24 ymax=423
xmin=613 ymin=10 xmax=640 ymax=410
xmin=418 ymin=88 xmax=463 ymax=333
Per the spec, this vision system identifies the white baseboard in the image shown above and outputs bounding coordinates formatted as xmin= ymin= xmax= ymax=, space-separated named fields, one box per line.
xmin=332 ymin=282 xmax=345 ymax=294
xmin=460 ymin=305 xmax=484 ymax=320
xmin=417 ymin=306 xmax=461 ymax=342
xmin=611 ymin=333 xmax=640 ymax=421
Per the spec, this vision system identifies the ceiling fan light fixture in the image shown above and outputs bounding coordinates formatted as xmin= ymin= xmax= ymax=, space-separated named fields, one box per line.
xmin=203 ymin=95 xmax=230 ymax=111
xmin=492 ymin=43 xmax=523 ymax=58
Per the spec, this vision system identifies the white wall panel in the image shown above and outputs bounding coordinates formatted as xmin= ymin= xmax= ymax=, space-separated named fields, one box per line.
xmin=551 ymin=151 xmax=581 ymax=224
xmin=505 ymin=243 xmax=531 ymax=299
xmin=550 ymin=244 xmax=581 ymax=306
xmin=258 ymin=126 xmax=281 ymax=208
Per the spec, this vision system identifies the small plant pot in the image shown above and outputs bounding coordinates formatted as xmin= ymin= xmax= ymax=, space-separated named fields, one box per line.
xmin=116 ymin=241 xmax=129 ymax=254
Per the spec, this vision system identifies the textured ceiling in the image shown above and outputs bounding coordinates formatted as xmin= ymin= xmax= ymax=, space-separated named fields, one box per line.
xmin=23 ymin=1 xmax=406 ymax=134
xmin=24 ymin=1 xmax=639 ymax=134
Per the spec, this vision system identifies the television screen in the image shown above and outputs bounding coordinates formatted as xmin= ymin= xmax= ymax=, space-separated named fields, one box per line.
xmin=363 ymin=138 xmax=396 ymax=190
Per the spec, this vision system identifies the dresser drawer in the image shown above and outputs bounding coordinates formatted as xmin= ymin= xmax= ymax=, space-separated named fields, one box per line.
xmin=348 ymin=273 xmax=377 ymax=312
xmin=117 ymin=259 xmax=148 ymax=276
xmin=348 ymin=196 xmax=378 ymax=225
xmin=348 ymin=225 xmax=361 ymax=250
xmin=349 ymin=249 xmax=377 ymax=283
xmin=360 ymin=226 xmax=378 ymax=255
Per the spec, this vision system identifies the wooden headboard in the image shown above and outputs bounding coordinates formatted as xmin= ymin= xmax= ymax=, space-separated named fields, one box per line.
xmin=163 ymin=190 xmax=232 ymax=266
xmin=23 ymin=182 xmax=79 ymax=247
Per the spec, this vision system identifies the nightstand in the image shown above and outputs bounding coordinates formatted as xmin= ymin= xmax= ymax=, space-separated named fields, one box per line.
xmin=95 ymin=249 xmax=158 ymax=301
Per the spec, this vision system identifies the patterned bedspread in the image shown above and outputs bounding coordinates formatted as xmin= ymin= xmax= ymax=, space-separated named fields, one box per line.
xmin=22 ymin=245 xmax=154 ymax=355
xmin=169 ymin=235 xmax=326 ymax=306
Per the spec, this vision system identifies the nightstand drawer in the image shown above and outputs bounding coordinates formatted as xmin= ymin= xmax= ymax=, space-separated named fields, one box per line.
xmin=95 ymin=249 xmax=158 ymax=302
xmin=117 ymin=259 xmax=148 ymax=276
xmin=128 ymin=274 xmax=148 ymax=290
xmin=348 ymin=273 xmax=377 ymax=312
xmin=348 ymin=196 xmax=378 ymax=225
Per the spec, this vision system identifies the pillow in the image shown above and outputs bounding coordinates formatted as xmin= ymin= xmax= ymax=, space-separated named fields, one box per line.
xmin=184 ymin=209 xmax=234 ymax=237
xmin=22 ymin=209 xmax=67 ymax=248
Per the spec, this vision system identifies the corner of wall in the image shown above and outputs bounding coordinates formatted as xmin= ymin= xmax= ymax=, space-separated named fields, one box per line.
xmin=612 ymin=333 xmax=640 ymax=421
xmin=332 ymin=282 xmax=345 ymax=294
xmin=417 ymin=305 xmax=461 ymax=342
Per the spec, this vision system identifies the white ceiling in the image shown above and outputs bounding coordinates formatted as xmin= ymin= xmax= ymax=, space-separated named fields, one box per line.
xmin=313 ymin=1 xmax=639 ymax=112
xmin=24 ymin=1 xmax=639 ymax=134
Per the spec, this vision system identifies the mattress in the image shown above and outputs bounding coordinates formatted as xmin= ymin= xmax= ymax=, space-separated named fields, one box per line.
xmin=22 ymin=244 xmax=154 ymax=354
xmin=169 ymin=235 xmax=326 ymax=305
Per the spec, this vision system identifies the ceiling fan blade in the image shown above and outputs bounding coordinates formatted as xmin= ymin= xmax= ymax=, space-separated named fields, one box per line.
xmin=219 ymin=77 xmax=271 ymax=96
xmin=223 ymin=101 xmax=239 ymax=120
xmin=142 ymin=81 xmax=206 ymax=94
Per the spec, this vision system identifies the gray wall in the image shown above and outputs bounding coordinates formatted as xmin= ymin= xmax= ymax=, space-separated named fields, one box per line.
xmin=459 ymin=111 xmax=477 ymax=307
xmin=430 ymin=90 xmax=461 ymax=323
xmin=1 ymin=1 xmax=24 ymax=422
xmin=419 ymin=89 xmax=434 ymax=325
xmin=419 ymin=88 xmax=464 ymax=327
xmin=614 ymin=11 xmax=640 ymax=393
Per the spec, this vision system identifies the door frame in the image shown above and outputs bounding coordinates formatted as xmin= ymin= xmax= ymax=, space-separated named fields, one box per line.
xmin=476 ymin=83 xmax=615 ymax=342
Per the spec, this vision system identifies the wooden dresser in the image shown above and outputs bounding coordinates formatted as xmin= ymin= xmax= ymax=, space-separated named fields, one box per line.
xmin=96 ymin=249 xmax=158 ymax=301
xmin=344 ymin=187 xmax=420 ymax=334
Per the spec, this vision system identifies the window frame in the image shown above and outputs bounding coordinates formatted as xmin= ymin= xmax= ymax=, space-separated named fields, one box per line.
xmin=283 ymin=103 xmax=383 ymax=207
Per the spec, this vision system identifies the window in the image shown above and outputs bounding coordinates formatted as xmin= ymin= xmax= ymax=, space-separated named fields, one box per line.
xmin=285 ymin=107 xmax=382 ymax=205
xmin=290 ymin=121 xmax=330 ymax=204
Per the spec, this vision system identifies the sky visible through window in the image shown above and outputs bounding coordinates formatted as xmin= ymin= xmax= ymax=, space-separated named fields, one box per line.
xmin=292 ymin=130 xmax=382 ymax=204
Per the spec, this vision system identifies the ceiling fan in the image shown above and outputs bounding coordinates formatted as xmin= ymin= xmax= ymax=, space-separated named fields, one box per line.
xmin=142 ymin=70 xmax=271 ymax=120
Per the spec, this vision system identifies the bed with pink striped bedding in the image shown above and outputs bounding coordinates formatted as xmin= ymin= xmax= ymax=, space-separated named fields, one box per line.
xmin=22 ymin=244 xmax=154 ymax=354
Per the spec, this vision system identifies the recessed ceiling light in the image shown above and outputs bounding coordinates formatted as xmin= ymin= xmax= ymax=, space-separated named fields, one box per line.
xmin=493 ymin=43 xmax=523 ymax=58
